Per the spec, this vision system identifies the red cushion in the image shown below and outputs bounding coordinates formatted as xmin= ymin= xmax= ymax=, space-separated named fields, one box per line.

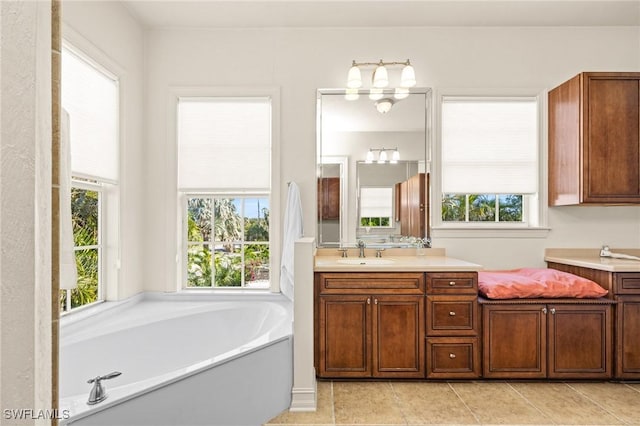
xmin=478 ymin=268 xmax=608 ymax=299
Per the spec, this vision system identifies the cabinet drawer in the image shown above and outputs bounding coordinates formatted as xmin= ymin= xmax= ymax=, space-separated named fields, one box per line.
xmin=426 ymin=295 xmax=478 ymax=336
xmin=427 ymin=272 xmax=477 ymax=294
xmin=316 ymin=272 xmax=425 ymax=295
xmin=426 ymin=337 xmax=480 ymax=379
xmin=614 ymin=273 xmax=640 ymax=294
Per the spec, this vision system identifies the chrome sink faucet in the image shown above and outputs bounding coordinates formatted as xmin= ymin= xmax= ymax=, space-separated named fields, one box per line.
xmin=357 ymin=240 xmax=366 ymax=258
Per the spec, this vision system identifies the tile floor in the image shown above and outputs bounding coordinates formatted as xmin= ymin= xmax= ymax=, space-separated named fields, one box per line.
xmin=265 ymin=380 xmax=640 ymax=425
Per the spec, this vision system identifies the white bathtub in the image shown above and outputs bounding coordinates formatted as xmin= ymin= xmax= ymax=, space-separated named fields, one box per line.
xmin=59 ymin=292 xmax=293 ymax=426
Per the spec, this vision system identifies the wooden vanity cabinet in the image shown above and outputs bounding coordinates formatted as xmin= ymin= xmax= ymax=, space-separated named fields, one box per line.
xmin=425 ymin=272 xmax=481 ymax=379
xmin=548 ymin=263 xmax=640 ymax=379
xmin=315 ymin=272 xmax=425 ymax=378
xmin=482 ymin=300 xmax=612 ymax=379
xmin=548 ymin=72 xmax=640 ymax=205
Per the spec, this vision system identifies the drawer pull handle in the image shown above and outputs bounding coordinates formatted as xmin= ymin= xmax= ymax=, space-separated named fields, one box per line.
xmin=449 ymin=353 xmax=456 ymax=359
xmin=449 ymin=281 xmax=456 ymax=286
xmin=449 ymin=311 xmax=456 ymax=316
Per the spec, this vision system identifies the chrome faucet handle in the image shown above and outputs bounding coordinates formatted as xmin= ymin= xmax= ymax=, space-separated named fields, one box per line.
xmin=87 ymin=371 xmax=121 ymax=405
xmin=375 ymin=248 xmax=385 ymax=258
xmin=357 ymin=239 xmax=365 ymax=248
xmin=337 ymin=248 xmax=348 ymax=258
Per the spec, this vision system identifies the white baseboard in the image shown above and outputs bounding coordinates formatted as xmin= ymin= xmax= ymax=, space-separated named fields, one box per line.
xmin=289 ymin=379 xmax=317 ymax=412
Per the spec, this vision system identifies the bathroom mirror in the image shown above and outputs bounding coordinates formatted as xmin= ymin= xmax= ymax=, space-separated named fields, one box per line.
xmin=317 ymin=88 xmax=431 ymax=247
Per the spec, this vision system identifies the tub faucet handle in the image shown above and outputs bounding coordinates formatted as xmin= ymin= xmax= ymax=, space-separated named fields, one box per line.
xmin=87 ymin=371 xmax=121 ymax=405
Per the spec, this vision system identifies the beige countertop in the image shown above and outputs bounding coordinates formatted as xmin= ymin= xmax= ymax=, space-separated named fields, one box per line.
xmin=314 ymin=247 xmax=483 ymax=272
xmin=545 ymin=248 xmax=640 ymax=272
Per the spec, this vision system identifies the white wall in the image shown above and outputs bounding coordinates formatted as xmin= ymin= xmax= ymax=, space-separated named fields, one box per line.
xmin=144 ymin=25 xmax=640 ymax=290
xmin=0 ymin=0 xmax=52 ymax=420
xmin=62 ymin=0 xmax=145 ymax=299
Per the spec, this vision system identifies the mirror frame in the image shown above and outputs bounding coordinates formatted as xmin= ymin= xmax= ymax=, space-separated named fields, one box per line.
xmin=316 ymin=88 xmax=432 ymax=247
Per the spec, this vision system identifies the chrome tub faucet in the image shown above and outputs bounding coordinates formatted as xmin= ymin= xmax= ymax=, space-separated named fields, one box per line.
xmin=87 ymin=371 xmax=122 ymax=405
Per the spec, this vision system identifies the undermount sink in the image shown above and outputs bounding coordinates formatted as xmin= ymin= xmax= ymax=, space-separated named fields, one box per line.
xmin=336 ymin=258 xmax=395 ymax=266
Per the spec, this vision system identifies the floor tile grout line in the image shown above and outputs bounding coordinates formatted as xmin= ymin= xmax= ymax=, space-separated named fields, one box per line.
xmin=447 ymin=381 xmax=482 ymax=424
xmin=623 ymin=382 xmax=640 ymax=394
xmin=564 ymin=382 xmax=630 ymax=425
xmin=505 ymin=381 xmax=558 ymax=425
xmin=388 ymin=382 xmax=409 ymax=426
xmin=330 ymin=380 xmax=336 ymax=425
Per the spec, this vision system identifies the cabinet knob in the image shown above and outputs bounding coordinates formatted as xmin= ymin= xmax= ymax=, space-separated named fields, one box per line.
xmin=367 ymin=298 xmax=371 ymax=305
xmin=449 ymin=353 xmax=456 ymax=359
xmin=550 ymin=307 xmax=556 ymax=315
xmin=542 ymin=307 xmax=548 ymax=314
xmin=374 ymin=298 xmax=378 ymax=305
xmin=449 ymin=311 xmax=456 ymax=316
xmin=448 ymin=281 xmax=456 ymax=286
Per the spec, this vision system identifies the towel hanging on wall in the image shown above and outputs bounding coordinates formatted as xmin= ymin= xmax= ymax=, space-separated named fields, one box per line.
xmin=281 ymin=182 xmax=303 ymax=300
xmin=60 ymin=109 xmax=78 ymax=290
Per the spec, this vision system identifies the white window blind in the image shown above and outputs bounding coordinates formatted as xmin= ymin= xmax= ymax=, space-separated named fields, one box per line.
xmin=61 ymin=47 xmax=119 ymax=182
xmin=178 ymin=98 xmax=271 ymax=191
xmin=441 ymin=98 xmax=537 ymax=194
xmin=360 ymin=187 xmax=393 ymax=217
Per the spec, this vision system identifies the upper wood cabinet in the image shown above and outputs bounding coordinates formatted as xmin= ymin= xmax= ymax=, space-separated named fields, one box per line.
xmin=548 ymin=72 xmax=640 ymax=205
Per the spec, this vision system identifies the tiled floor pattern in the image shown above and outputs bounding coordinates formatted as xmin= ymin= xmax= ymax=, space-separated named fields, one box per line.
xmin=266 ymin=381 xmax=640 ymax=425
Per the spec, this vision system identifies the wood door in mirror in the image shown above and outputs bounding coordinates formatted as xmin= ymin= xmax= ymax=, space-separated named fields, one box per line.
xmin=318 ymin=177 xmax=340 ymax=220
xmin=397 ymin=173 xmax=428 ymax=238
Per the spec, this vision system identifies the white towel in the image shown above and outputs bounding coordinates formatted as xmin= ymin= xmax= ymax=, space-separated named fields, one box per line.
xmin=281 ymin=182 xmax=303 ymax=300
xmin=60 ymin=109 xmax=78 ymax=289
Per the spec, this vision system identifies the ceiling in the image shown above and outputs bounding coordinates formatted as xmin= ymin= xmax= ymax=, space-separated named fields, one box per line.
xmin=122 ymin=0 xmax=640 ymax=29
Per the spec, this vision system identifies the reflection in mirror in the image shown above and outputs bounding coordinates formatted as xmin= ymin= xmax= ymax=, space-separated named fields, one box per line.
xmin=317 ymin=88 xmax=431 ymax=247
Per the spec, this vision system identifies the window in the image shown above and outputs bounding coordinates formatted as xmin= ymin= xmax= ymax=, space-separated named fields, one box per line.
xmin=60 ymin=45 xmax=119 ymax=312
xmin=359 ymin=187 xmax=393 ymax=227
xmin=440 ymin=96 xmax=538 ymax=226
xmin=178 ymin=97 xmax=272 ymax=289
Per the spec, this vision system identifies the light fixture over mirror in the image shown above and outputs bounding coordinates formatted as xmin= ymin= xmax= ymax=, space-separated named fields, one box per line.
xmin=347 ymin=59 xmax=417 ymax=89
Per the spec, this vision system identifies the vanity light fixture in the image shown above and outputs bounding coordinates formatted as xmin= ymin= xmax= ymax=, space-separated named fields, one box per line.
xmin=365 ymin=148 xmax=400 ymax=164
xmin=346 ymin=59 xmax=416 ymax=90
xmin=375 ymin=98 xmax=395 ymax=114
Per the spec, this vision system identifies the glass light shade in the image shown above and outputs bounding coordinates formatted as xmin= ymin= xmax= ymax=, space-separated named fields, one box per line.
xmin=400 ymin=64 xmax=416 ymax=87
xmin=368 ymin=88 xmax=384 ymax=101
xmin=344 ymin=88 xmax=359 ymax=101
xmin=392 ymin=149 xmax=400 ymax=162
xmin=394 ymin=87 xmax=409 ymax=100
xmin=365 ymin=149 xmax=374 ymax=163
xmin=375 ymin=98 xmax=394 ymax=114
xmin=347 ymin=65 xmax=362 ymax=89
xmin=378 ymin=150 xmax=388 ymax=164
xmin=372 ymin=65 xmax=389 ymax=88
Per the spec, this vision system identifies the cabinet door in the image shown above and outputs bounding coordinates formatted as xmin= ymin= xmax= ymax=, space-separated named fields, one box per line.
xmin=616 ymin=296 xmax=640 ymax=379
xmin=318 ymin=295 xmax=371 ymax=377
xmin=482 ymin=304 xmax=547 ymax=378
xmin=584 ymin=76 xmax=640 ymax=202
xmin=372 ymin=295 xmax=425 ymax=378
xmin=548 ymin=304 xmax=612 ymax=379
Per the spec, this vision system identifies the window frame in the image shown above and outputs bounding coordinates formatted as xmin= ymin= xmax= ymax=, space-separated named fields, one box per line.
xmin=182 ymin=193 xmax=271 ymax=289
xmin=60 ymin=37 xmax=121 ymax=314
xmin=432 ymin=89 xmax=549 ymax=238
xmin=61 ymin=179 xmax=105 ymax=313
xmin=172 ymin=88 xmax=281 ymax=293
